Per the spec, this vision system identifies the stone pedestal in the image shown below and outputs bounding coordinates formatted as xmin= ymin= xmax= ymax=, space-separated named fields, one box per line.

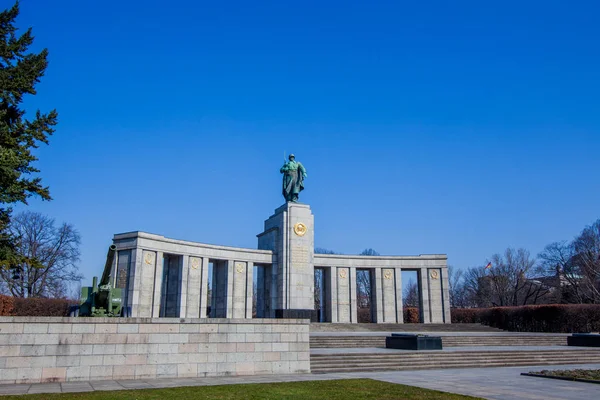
xmin=258 ymin=202 xmax=316 ymax=320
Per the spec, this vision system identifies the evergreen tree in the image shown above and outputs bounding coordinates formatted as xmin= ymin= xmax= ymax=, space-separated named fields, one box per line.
xmin=0 ymin=1 xmax=57 ymax=268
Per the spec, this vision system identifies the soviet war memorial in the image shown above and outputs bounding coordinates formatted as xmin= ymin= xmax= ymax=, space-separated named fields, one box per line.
xmin=2 ymin=2 xmax=600 ymax=400
xmin=102 ymin=152 xmax=450 ymax=324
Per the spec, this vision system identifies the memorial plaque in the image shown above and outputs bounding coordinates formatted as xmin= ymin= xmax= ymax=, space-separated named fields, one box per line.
xmin=291 ymin=245 xmax=309 ymax=270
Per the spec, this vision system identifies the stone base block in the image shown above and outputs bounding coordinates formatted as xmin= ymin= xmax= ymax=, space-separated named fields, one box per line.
xmin=386 ymin=334 xmax=442 ymax=350
xmin=568 ymin=333 xmax=600 ymax=347
xmin=275 ymin=309 xmax=317 ymax=321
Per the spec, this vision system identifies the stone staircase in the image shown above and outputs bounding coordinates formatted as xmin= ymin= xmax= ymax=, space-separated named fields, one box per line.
xmin=310 ymin=323 xmax=502 ymax=333
xmin=310 ymin=335 xmax=567 ymax=348
xmin=310 ymin=349 xmax=600 ymax=373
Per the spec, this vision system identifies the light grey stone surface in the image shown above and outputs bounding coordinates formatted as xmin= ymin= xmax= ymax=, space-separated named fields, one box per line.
xmin=258 ymin=203 xmax=315 ymax=313
xmin=0 ymin=318 xmax=310 ymax=384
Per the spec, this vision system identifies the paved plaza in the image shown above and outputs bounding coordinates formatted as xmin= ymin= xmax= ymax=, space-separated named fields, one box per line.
xmin=1 ymin=363 xmax=598 ymax=399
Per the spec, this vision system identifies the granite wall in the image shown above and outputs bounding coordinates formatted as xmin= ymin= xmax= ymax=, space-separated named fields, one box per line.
xmin=0 ymin=317 xmax=310 ymax=384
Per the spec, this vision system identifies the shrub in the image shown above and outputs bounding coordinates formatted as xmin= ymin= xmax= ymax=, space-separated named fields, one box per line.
xmin=0 ymin=294 xmax=14 ymax=316
xmin=403 ymin=307 xmax=420 ymax=323
xmin=451 ymin=304 xmax=600 ymax=333
xmin=12 ymin=298 xmax=75 ymax=317
xmin=357 ymin=307 xmax=372 ymax=323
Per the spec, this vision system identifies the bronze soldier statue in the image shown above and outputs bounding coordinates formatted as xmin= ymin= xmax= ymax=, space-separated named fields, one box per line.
xmin=280 ymin=154 xmax=307 ymax=202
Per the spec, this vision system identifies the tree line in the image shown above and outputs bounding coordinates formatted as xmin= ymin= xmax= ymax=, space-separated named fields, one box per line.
xmin=450 ymin=218 xmax=600 ymax=308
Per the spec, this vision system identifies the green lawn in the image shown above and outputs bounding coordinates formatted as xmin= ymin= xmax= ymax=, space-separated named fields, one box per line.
xmin=5 ymin=379 xmax=481 ymax=400
xmin=530 ymin=369 xmax=600 ymax=382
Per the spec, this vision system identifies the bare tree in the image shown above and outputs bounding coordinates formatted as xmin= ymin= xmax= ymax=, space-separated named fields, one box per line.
xmin=356 ymin=249 xmax=379 ymax=308
xmin=403 ymin=278 xmax=419 ymax=307
xmin=462 ymin=248 xmax=549 ymax=307
xmin=448 ymin=265 xmax=467 ymax=308
xmin=0 ymin=211 xmax=82 ymax=298
xmin=463 ymin=266 xmax=491 ymax=307
xmin=571 ymin=220 xmax=600 ymax=303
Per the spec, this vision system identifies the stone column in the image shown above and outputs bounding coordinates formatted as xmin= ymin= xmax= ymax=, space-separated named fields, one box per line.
xmin=440 ymin=267 xmax=451 ymax=323
xmin=349 ymin=267 xmax=358 ymax=323
xmin=138 ymin=250 xmax=157 ymax=318
xmin=373 ymin=267 xmax=384 ymax=323
xmin=245 ymin=262 xmax=254 ymax=319
xmin=226 ymin=259 xmax=234 ymax=319
xmin=419 ymin=268 xmax=431 ymax=323
xmin=328 ymin=266 xmax=338 ymax=323
xmin=428 ymin=267 xmax=446 ymax=323
xmin=381 ymin=268 xmax=397 ymax=323
xmin=232 ymin=261 xmax=248 ymax=319
xmin=128 ymin=249 xmax=140 ymax=317
xmin=336 ymin=267 xmax=351 ymax=323
xmin=179 ymin=255 xmax=189 ymax=318
xmin=151 ymin=251 xmax=164 ymax=318
xmin=199 ymin=257 xmax=210 ymax=318
xmin=186 ymin=257 xmax=202 ymax=318
xmin=394 ymin=267 xmax=403 ymax=323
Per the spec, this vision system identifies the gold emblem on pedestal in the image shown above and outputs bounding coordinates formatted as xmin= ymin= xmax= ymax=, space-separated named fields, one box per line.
xmin=430 ymin=270 xmax=439 ymax=280
xmin=339 ymin=269 xmax=347 ymax=279
xmin=144 ymin=252 xmax=154 ymax=265
xmin=293 ymin=222 xmax=307 ymax=236
xmin=236 ymin=263 xmax=245 ymax=274
xmin=384 ymin=270 xmax=393 ymax=280
xmin=190 ymin=258 xmax=200 ymax=270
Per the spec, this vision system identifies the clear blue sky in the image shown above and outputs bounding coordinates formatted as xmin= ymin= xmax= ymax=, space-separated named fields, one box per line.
xmin=12 ymin=0 xmax=600 ymax=284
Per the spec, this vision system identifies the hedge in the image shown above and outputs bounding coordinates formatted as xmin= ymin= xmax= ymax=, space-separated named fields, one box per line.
xmin=0 ymin=294 xmax=14 ymax=316
xmin=451 ymin=304 xmax=600 ymax=333
xmin=0 ymin=296 xmax=74 ymax=317
xmin=355 ymin=307 xmax=421 ymax=323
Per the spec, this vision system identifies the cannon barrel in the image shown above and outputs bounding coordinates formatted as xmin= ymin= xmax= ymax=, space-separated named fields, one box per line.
xmin=99 ymin=245 xmax=117 ymax=286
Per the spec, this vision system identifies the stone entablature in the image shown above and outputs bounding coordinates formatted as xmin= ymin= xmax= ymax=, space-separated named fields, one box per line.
xmin=0 ymin=317 xmax=310 ymax=384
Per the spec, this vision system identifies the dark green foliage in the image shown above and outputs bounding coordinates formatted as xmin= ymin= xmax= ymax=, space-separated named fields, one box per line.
xmin=0 ymin=1 xmax=56 ymax=268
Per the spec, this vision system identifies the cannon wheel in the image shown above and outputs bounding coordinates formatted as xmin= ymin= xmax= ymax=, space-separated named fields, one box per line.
xmin=68 ymin=306 xmax=80 ymax=317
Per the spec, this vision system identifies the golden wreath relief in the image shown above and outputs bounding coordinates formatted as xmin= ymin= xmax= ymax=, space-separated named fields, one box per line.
xmin=430 ymin=270 xmax=439 ymax=280
xmin=190 ymin=258 xmax=200 ymax=270
xmin=144 ymin=252 xmax=154 ymax=265
xmin=339 ymin=269 xmax=348 ymax=279
xmin=383 ymin=270 xmax=393 ymax=280
xmin=236 ymin=263 xmax=245 ymax=274
xmin=293 ymin=222 xmax=307 ymax=236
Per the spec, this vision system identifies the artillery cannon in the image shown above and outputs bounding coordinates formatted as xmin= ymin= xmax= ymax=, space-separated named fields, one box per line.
xmin=74 ymin=245 xmax=129 ymax=317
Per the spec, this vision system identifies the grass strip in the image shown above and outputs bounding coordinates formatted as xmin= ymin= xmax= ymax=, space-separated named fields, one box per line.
xmin=522 ymin=369 xmax=600 ymax=385
xmin=3 ymin=379 xmax=482 ymax=400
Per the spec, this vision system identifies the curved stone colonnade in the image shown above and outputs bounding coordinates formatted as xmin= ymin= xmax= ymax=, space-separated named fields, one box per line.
xmin=112 ymin=229 xmax=450 ymax=324
xmin=112 ymin=231 xmax=273 ymax=319
xmin=314 ymin=254 xmax=450 ymax=324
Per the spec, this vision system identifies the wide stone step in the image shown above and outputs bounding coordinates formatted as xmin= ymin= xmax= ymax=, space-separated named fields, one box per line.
xmin=311 ymin=349 xmax=598 ymax=358
xmin=310 ymin=350 xmax=600 ymax=372
xmin=311 ymin=354 xmax=599 ymax=365
xmin=310 ymin=323 xmax=503 ymax=332
xmin=311 ymin=356 xmax=600 ymax=368
xmin=309 ymin=335 xmax=567 ymax=348
xmin=311 ymin=359 xmax=600 ymax=373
